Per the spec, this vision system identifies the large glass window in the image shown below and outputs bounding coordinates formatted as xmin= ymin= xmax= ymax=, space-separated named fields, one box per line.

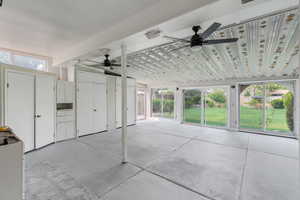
xmin=239 ymin=81 xmax=295 ymax=137
xmin=0 ymin=49 xmax=48 ymax=71
xmin=183 ymin=89 xmax=202 ymax=123
xmin=152 ymin=88 xmax=174 ymax=119
xmin=204 ymin=88 xmax=228 ymax=127
xmin=183 ymin=87 xmax=228 ymax=127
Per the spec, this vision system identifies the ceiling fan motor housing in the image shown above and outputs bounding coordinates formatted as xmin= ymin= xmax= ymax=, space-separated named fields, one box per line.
xmin=191 ymin=35 xmax=203 ymax=47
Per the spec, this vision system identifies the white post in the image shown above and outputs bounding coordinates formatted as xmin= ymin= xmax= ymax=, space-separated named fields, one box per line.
xmin=121 ymin=43 xmax=128 ymax=164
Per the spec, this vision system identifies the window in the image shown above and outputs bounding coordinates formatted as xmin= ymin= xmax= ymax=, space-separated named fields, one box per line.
xmin=152 ymin=88 xmax=175 ymax=119
xmin=0 ymin=49 xmax=49 ymax=71
xmin=239 ymin=81 xmax=295 ymax=137
xmin=0 ymin=50 xmax=11 ymax=64
xmin=183 ymin=87 xmax=228 ymax=127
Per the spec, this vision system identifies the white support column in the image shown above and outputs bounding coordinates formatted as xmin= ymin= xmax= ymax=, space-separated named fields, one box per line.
xmin=121 ymin=44 xmax=128 ymax=164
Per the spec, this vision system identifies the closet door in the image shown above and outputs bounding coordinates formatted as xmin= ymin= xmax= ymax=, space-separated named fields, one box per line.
xmin=35 ymin=74 xmax=55 ymax=148
xmin=77 ymin=81 xmax=93 ymax=136
xmin=6 ymin=71 xmax=35 ymax=152
xmin=92 ymin=82 xmax=107 ymax=132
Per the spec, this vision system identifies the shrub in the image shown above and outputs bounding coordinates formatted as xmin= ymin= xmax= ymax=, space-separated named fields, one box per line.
xmin=206 ymin=99 xmax=215 ymax=108
xmin=248 ymin=98 xmax=262 ymax=108
xmin=208 ymin=91 xmax=226 ymax=104
xmin=271 ymin=98 xmax=284 ymax=109
xmin=163 ymin=99 xmax=174 ymax=113
xmin=152 ymin=98 xmax=161 ymax=113
xmin=283 ymin=92 xmax=294 ymax=131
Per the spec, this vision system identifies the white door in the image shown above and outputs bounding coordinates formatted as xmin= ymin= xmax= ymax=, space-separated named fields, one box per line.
xmin=35 ymin=74 xmax=55 ymax=148
xmin=93 ymin=83 xmax=107 ymax=132
xmin=77 ymin=82 xmax=93 ymax=136
xmin=6 ymin=71 xmax=35 ymax=152
xmin=127 ymin=86 xmax=136 ymax=125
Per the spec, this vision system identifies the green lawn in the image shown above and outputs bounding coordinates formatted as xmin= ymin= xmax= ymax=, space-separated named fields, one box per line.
xmin=184 ymin=106 xmax=290 ymax=132
xmin=184 ymin=107 xmax=227 ymax=127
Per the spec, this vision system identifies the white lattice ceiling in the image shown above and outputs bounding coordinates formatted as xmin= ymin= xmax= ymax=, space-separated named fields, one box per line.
xmin=109 ymin=8 xmax=299 ymax=86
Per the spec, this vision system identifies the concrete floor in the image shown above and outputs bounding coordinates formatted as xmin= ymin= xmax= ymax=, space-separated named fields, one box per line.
xmin=25 ymin=119 xmax=299 ymax=200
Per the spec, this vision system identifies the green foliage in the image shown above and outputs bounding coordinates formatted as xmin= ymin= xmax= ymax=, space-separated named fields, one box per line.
xmin=163 ymin=99 xmax=174 ymax=113
xmin=248 ymin=98 xmax=262 ymax=107
xmin=208 ymin=90 xmax=226 ymax=104
xmin=206 ymin=99 xmax=215 ymax=108
xmin=271 ymin=98 xmax=284 ymax=109
xmin=283 ymin=92 xmax=294 ymax=131
xmin=152 ymin=98 xmax=161 ymax=113
xmin=244 ymin=90 xmax=251 ymax=97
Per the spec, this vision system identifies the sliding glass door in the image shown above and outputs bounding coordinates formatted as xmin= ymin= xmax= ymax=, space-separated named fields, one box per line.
xmin=137 ymin=89 xmax=146 ymax=120
xmin=239 ymin=81 xmax=295 ymax=137
xmin=152 ymin=88 xmax=175 ymax=119
xmin=183 ymin=87 xmax=228 ymax=128
xmin=183 ymin=89 xmax=202 ymax=123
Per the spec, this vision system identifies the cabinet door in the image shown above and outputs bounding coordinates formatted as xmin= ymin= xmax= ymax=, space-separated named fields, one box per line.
xmin=64 ymin=82 xmax=75 ymax=103
xmin=35 ymin=74 xmax=55 ymax=149
xmin=77 ymin=82 xmax=93 ymax=136
xmin=56 ymin=81 xmax=65 ymax=103
xmin=6 ymin=71 xmax=35 ymax=152
xmin=92 ymin=83 xmax=107 ymax=132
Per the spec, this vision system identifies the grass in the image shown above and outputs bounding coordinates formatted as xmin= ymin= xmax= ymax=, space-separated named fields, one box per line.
xmin=184 ymin=106 xmax=290 ymax=132
xmin=184 ymin=107 xmax=227 ymax=127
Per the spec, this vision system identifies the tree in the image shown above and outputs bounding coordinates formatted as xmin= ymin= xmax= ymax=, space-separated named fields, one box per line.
xmin=208 ymin=90 xmax=226 ymax=104
xmin=283 ymin=92 xmax=294 ymax=131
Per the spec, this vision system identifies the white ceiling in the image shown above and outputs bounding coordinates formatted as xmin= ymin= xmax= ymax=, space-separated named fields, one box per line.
xmin=0 ymin=0 xmax=216 ymax=63
xmin=118 ymin=8 xmax=299 ymax=87
xmin=79 ymin=0 xmax=299 ymax=87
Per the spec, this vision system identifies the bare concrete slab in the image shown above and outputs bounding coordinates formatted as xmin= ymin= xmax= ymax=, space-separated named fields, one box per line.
xmin=25 ymin=119 xmax=299 ymax=200
xmin=148 ymin=140 xmax=246 ymax=200
xmin=102 ymin=171 xmax=208 ymax=200
xmin=248 ymin=134 xmax=299 ymax=159
xmin=241 ymin=151 xmax=300 ymax=200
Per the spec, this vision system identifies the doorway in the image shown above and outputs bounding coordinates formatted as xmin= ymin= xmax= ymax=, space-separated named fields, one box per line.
xmin=151 ymin=88 xmax=175 ymax=119
xmin=137 ymin=89 xmax=146 ymax=120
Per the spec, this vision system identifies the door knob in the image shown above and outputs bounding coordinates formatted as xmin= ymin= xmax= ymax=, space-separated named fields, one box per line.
xmin=93 ymin=109 xmax=97 ymax=112
xmin=35 ymin=114 xmax=41 ymax=118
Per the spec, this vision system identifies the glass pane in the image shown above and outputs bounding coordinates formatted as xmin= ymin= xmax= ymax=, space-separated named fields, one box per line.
xmin=239 ymin=84 xmax=264 ymax=130
xmin=266 ymin=82 xmax=294 ymax=136
xmin=162 ymin=90 xmax=174 ymax=118
xmin=13 ymin=55 xmax=46 ymax=71
xmin=137 ymin=90 xmax=145 ymax=120
xmin=183 ymin=89 xmax=202 ymax=123
xmin=204 ymin=88 xmax=227 ymax=127
xmin=152 ymin=89 xmax=162 ymax=117
xmin=0 ymin=50 xmax=11 ymax=64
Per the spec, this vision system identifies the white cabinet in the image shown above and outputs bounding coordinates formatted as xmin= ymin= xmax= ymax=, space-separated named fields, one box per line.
xmin=56 ymin=112 xmax=75 ymax=142
xmin=57 ymin=80 xmax=74 ymax=103
xmin=77 ymin=71 xmax=107 ymax=136
xmin=3 ymin=67 xmax=56 ymax=152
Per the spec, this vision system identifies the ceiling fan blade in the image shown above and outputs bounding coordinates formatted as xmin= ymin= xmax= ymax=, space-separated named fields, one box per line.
xmin=163 ymin=36 xmax=190 ymax=43
xmin=170 ymin=45 xmax=190 ymax=52
xmin=203 ymin=38 xmax=238 ymax=45
xmin=200 ymin=22 xmax=222 ymax=39
xmin=111 ymin=64 xmax=130 ymax=67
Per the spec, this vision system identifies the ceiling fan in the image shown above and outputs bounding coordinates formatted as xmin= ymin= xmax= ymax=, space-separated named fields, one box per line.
xmin=86 ymin=54 xmax=129 ymax=70
xmin=164 ymin=22 xmax=238 ymax=51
